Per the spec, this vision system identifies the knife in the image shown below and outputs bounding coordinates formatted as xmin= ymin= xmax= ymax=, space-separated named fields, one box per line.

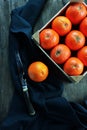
xmin=15 ymin=51 xmax=36 ymax=116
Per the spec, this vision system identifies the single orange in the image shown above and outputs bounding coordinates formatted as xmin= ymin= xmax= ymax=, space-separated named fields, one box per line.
xmin=50 ymin=44 xmax=71 ymax=64
xmin=39 ymin=28 xmax=59 ymax=50
xmin=65 ymin=3 xmax=87 ymax=25
xmin=63 ymin=57 xmax=84 ymax=76
xmin=52 ymin=16 xmax=72 ymax=36
xmin=65 ymin=30 xmax=85 ymax=51
xmin=28 ymin=61 xmax=49 ymax=82
xmin=79 ymin=17 xmax=87 ymax=37
xmin=77 ymin=46 xmax=87 ymax=66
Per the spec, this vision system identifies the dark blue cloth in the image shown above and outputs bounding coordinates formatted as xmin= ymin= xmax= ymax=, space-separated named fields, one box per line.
xmin=0 ymin=0 xmax=87 ymax=129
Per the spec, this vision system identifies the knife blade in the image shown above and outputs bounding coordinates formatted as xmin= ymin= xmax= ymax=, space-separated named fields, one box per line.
xmin=15 ymin=51 xmax=36 ymax=116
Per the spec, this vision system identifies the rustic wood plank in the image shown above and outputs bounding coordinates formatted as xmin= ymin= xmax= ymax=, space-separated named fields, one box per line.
xmin=0 ymin=0 xmax=28 ymax=122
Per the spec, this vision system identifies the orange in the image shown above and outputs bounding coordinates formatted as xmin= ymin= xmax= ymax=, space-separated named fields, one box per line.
xmin=63 ymin=57 xmax=84 ymax=76
xmin=77 ymin=46 xmax=87 ymax=66
xmin=51 ymin=16 xmax=72 ymax=36
xmin=28 ymin=61 xmax=49 ymax=82
xmin=65 ymin=3 xmax=87 ymax=25
xmin=50 ymin=44 xmax=71 ymax=64
xmin=65 ymin=30 xmax=85 ymax=51
xmin=39 ymin=28 xmax=59 ymax=50
xmin=79 ymin=17 xmax=87 ymax=37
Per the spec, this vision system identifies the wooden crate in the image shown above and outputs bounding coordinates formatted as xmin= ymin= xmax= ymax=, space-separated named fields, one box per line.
xmin=32 ymin=0 xmax=87 ymax=83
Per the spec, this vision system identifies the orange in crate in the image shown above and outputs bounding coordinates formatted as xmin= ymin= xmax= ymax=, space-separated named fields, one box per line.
xmin=39 ymin=29 xmax=59 ymax=50
xmin=65 ymin=3 xmax=87 ymax=25
xmin=63 ymin=57 xmax=84 ymax=76
xmin=52 ymin=16 xmax=72 ymax=36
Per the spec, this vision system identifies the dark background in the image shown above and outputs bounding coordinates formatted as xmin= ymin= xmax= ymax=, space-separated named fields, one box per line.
xmin=0 ymin=0 xmax=87 ymax=122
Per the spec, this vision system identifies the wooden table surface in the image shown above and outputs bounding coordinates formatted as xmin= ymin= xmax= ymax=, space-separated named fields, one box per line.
xmin=0 ymin=0 xmax=28 ymax=122
xmin=0 ymin=0 xmax=87 ymax=122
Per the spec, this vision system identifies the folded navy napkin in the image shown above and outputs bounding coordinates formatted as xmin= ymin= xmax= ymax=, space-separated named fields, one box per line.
xmin=0 ymin=0 xmax=87 ymax=129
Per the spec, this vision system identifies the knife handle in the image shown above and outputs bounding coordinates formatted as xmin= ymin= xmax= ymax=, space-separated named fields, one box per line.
xmin=23 ymin=88 xmax=36 ymax=116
